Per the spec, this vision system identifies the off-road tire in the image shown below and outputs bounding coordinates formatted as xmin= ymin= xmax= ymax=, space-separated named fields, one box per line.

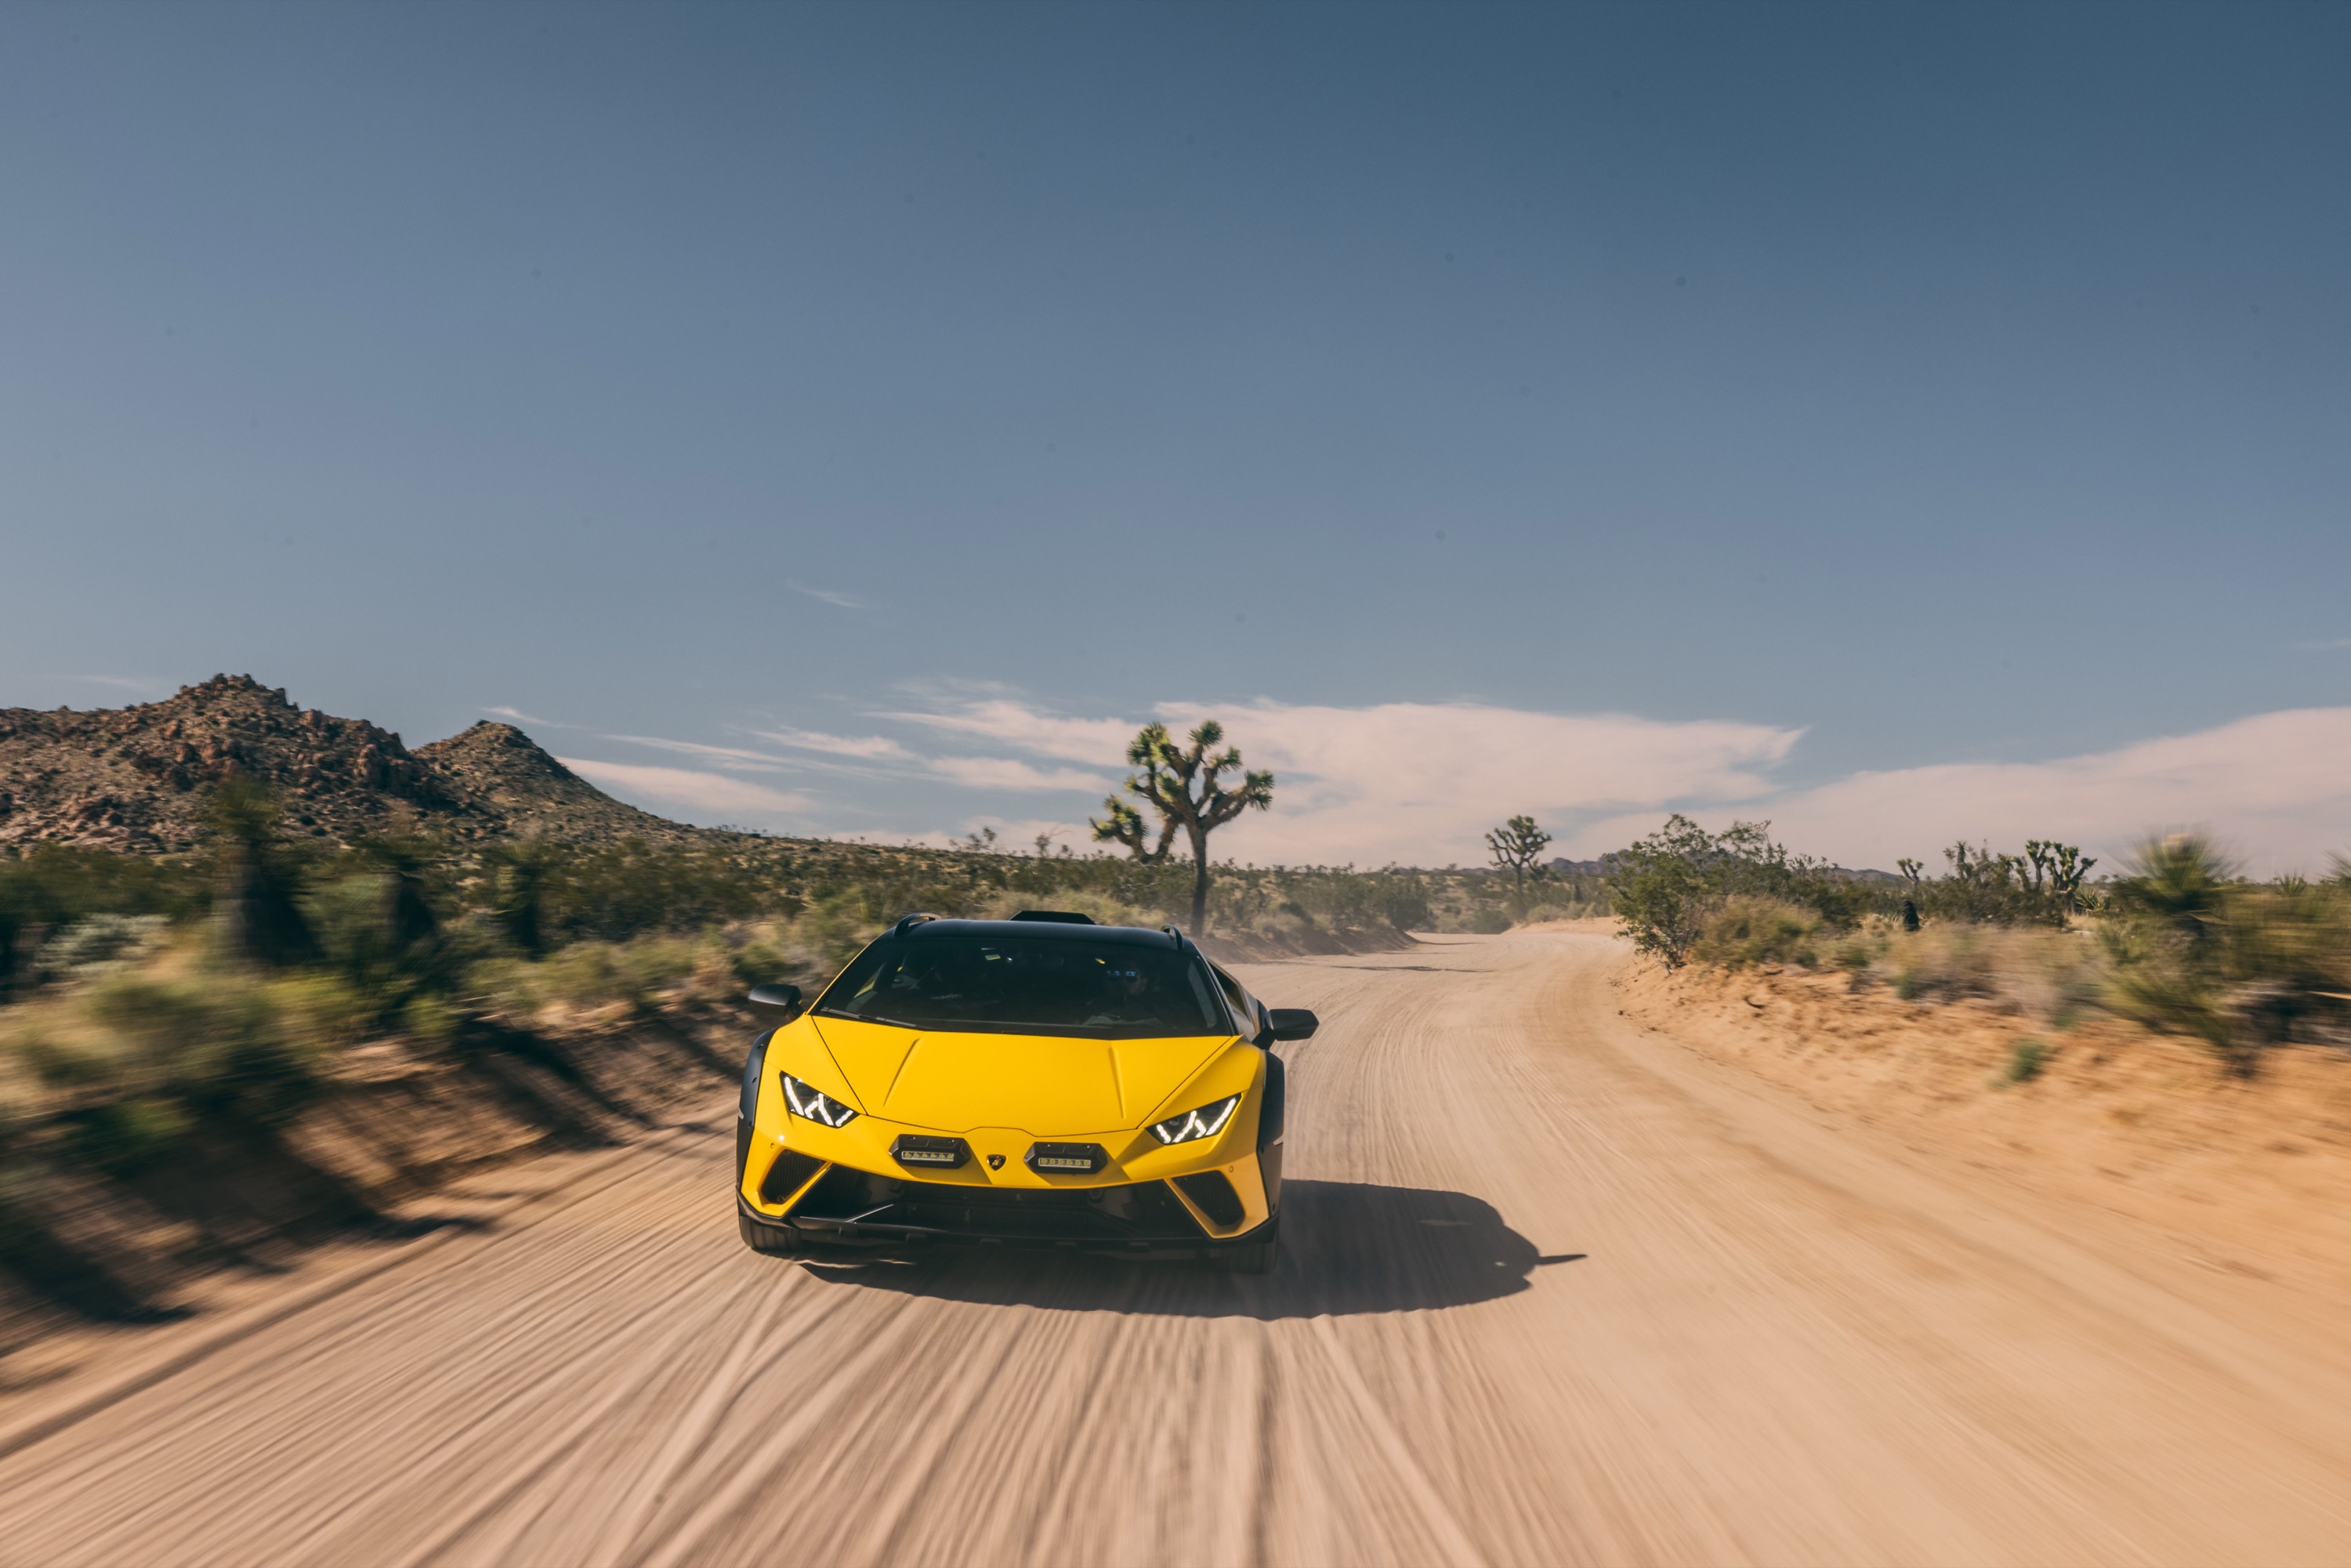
xmin=738 ymin=1211 xmax=805 ymax=1256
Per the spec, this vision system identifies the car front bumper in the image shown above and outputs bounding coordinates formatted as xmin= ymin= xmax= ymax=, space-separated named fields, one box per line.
xmin=738 ymin=1137 xmax=1281 ymax=1252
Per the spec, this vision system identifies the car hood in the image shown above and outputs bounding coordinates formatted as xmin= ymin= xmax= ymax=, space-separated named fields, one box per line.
xmin=810 ymin=1017 xmax=1234 ymax=1135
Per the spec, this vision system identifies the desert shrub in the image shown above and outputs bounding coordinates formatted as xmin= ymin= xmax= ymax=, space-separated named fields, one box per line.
xmin=1694 ymin=897 xmax=1822 ymax=969
xmin=34 ymin=914 xmax=172 ymax=979
xmin=1607 ymin=818 xmax=1722 ymax=966
xmin=483 ymin=839 xmax=796 ymax=948
xmin=9 ymin=973 xmax=346 ymax=1173
xmin=399 ymin=992 xmax=462 ymax=1049
xmin=0 ymin=845 xmax=209 ymax=928
xmin=1833 ymin=926 xmax=1887 ymax=973
xmin=1835 ymin=915 xmax=2105 ymax=1022
xmin=309 ymin=876 xmax=431 ymax=1001
xmin=799 ymin=893 xmax=884 ymax=973
xmin=2004 ymin=1037 xmax=2052 ymax=1083
xmin=0 ymin=847 xmax=210 ymax=1002
xmin=469 ymin=932 xmax=726 ymax=1019
xmin=1273 ymin=868 xmax=1435 ymax=932
xmin=727 ymin=933 xmax=801 ymax=991
xmin=2099 ymin=839 xmax=2351 ymax=1069
xmin=1610 ymin=817 xmax=1867 ymax=966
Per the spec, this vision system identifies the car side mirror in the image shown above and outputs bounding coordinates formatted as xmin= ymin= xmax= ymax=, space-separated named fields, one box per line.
xmin=1266 ymin=1008 xmax=1319 ymax=1042
xmin=747 ymin=983 xmax=802 ymax=1023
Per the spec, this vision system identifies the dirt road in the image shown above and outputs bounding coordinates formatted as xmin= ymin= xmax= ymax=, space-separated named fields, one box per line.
xmin=3 ymin=930 xmax=2348 ymax=1566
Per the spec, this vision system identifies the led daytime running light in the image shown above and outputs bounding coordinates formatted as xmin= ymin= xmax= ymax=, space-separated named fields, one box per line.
xmin=780 ymin=1072 xmax=858 ymax=1128
xmin=1150 ymin=1094 xmax=1240 ymax=1146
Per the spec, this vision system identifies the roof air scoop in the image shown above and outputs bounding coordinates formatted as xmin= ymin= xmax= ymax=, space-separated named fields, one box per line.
xmin=1009 ymin=910 xmax=1095 ymax=924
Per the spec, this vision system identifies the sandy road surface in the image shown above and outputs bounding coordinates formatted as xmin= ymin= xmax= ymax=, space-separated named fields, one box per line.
xmin=3 ymin=930 xmax=2349 ymax=1566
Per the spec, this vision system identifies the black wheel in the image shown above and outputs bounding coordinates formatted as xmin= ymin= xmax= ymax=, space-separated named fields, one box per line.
xmin=1215 ymin=1231 xmax=1278 ymax=1275
xmin=738 ymin=1211 xmax=805 ymax=1256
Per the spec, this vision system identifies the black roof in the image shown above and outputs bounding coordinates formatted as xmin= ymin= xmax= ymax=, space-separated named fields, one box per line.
xmin=892 ymin=917 xmax=1183 ymax=948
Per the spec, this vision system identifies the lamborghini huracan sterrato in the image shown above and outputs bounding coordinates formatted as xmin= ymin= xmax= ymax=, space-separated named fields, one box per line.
xmin=734 ymin=911 xmax=1317 ymax=1273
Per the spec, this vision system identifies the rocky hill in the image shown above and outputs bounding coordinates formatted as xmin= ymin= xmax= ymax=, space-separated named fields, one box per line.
xmin=0 ymin=675 xmax=693 ymax=852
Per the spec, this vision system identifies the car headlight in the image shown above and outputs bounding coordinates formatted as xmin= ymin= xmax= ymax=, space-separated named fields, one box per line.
xmin=780 ymin=1073 xmax=858 ymax=1128
xmin=1149 ymin=1094 xmax=1240 ymax=1146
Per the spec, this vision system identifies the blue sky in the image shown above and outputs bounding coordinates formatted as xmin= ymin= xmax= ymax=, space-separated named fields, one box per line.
xmin=2 ymin=2 xmax=2346 ymax=869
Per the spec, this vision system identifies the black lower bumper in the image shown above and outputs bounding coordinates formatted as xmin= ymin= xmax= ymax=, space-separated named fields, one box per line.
xmin=737 ymin=1161 xmax=1273 ymax=1252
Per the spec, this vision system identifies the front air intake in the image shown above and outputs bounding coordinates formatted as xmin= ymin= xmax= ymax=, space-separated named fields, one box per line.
xmin=759 ymin=1148 xmax=825 ymax=1205
xmin=1172 ymin=1171 xmax=1247 ymax=1228
xmin=889 ymin=1134 xmax=972 ymax=1169
xmin=1024 ymin=1142 xmax=1110 ymax=1175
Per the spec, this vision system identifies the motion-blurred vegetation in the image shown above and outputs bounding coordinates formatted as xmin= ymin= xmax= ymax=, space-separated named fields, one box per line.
xmin=1614 ymin=817 xmax=2351 ymax=1074
xmin=0 ymin=795 xmax=1534 ymax=1211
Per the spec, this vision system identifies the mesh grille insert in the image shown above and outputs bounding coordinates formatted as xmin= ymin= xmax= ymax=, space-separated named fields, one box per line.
xmin=758 ymin=1148 xmax=826 ymax=1205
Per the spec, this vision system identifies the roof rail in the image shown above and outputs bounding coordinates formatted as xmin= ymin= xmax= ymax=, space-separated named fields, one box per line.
xmin=893 ymin=912 xmax=941 ymax=937
xmin=1162 ymin=925 xmax=1186 ymax=948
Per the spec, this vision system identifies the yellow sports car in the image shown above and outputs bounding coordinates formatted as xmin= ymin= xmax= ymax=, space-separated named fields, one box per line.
xmin=734 ymin=911 xmax=1317 ymax=1273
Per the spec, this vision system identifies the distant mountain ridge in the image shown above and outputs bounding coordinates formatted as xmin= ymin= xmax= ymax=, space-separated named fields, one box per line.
xmin=0 ymin=675 xmax=692 ymax=852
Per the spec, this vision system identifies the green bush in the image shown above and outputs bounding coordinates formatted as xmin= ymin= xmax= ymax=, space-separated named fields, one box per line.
xmin=11 ymin=973 xmax=342 ymax=1168
xmin=2099 ymin=839 xmax=2351 ymax=1070
xmin=1610 ymin=817 xmax=1857 ymax=966
xmin=2004 ymin=1037 xmax=2052 ymax=1083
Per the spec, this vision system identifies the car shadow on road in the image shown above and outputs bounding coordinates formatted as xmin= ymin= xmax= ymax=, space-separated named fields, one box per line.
xmin=795 ymin=1179 xmax=1570 ymax=1319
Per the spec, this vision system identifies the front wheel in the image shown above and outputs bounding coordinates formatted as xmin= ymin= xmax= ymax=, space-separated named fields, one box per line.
xmin=738 ymin=1211 xmax=805 ymax=1256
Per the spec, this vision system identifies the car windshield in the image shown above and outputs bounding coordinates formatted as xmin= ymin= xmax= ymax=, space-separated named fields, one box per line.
xmin=815 ymin=935 xmax=1231 ymax=1037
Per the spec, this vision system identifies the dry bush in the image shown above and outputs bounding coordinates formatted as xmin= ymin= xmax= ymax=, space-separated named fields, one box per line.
xmin=1693 ymin=896 xmax=1824 ymax=969
xmin=0 ymin=969 xmax=368 ymax=1178
xmin=1861 ymin=923 xmax=2105 ymax=1022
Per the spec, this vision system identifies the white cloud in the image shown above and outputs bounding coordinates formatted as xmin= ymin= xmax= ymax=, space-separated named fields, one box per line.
xmin=880 ymin=701 xmax=1138 ymax=766
xmin=558 ymin=758 xmax=811 ymax=820
xmin=605 ymin=734 xmax=795 ymax=772
xmin=1715 ymin=707 xmax=2351 ymax=877
xmin=484 ymin=704 xmax=568 ymax=728
xmin=1153 ymin=701 xmax=1800 ymax=865
xmin=749 ymin=726 xmax=916 ymax=762
xmin=926 ymin=755 xmax=1111 ymax=792
xmin=792 ymin=585 xmax=864 ymax=610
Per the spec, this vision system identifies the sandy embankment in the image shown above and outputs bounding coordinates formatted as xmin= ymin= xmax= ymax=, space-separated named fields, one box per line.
xmin=1615 ymin=957 xmax=2351 ymax=1306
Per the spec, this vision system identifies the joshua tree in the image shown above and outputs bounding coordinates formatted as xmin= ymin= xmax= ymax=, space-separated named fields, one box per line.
xmin=2114 ymin=835 xmax=2230 ymax=947
xmin=1093 ymin=720 xmax=1273 ymax=934
xmin=2022 ymin=839 xmax=2097 ymax=922
xmin=1090 ymin=798 xmax=1174 ymax=864
xmin=1485 ymin=815 xmax=1553 ymax=900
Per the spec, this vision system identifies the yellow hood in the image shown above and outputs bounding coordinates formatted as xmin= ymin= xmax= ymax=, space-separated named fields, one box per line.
xmin=811 ymin=1017 xmax=1233 ymax=1135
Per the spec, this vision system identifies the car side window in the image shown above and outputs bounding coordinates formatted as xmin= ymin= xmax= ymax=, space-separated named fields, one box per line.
xmin=1208 ymin=962 xmax=1261 ymax=1039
